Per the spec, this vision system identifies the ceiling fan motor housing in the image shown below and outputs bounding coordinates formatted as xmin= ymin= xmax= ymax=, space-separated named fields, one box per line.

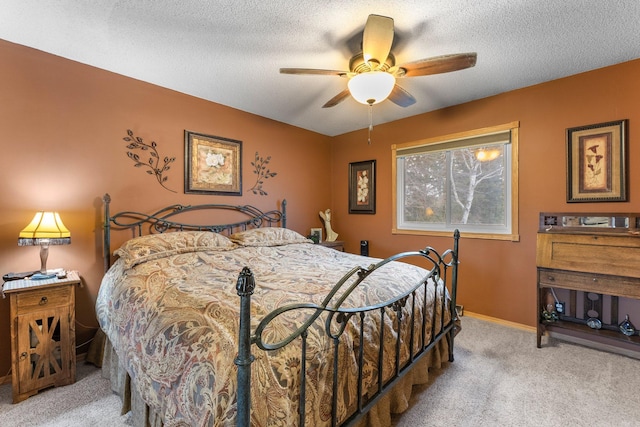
xmin=349 ymin=52 xmax=396 ymax=74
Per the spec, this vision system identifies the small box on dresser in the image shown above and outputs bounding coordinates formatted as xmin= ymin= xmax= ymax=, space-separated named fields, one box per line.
xmin=3 ymin=271 xmax=81 ymax=403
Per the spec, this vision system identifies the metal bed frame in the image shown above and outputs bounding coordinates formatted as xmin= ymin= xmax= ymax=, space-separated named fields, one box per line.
xmin=102 ymin=193 xmax=286 ymax=271
xmin=101 ymin=194 xmax=460 ymax=426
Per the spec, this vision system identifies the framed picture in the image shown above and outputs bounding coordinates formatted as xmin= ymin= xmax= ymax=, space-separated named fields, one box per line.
xmin=310 ymin=227 xmax=323 ymax=243
xmin=184 ymin=130 xmax=242 ymax=195
xmin=566 ymin=120 xmax=627 ymax=202
xmin=349 ymin=160 xmax=376 ymax=214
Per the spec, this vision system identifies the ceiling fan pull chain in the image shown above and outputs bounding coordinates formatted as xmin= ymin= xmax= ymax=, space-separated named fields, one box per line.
xmin=368 ymin=103 xmax=373 ymax=145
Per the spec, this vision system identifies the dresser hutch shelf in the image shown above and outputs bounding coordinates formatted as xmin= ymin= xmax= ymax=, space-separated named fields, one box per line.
xmin=536 ymin=212 xmax=640 ymax=354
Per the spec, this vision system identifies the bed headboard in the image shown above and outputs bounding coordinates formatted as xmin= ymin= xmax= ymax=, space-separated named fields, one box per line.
xmin=102 ymin=193 xmax=286 ymax=272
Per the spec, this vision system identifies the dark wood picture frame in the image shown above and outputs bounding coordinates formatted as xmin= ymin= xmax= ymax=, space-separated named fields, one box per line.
xmin=349 ymin=159 xmax=376 ymax=214
xmin=567 ymin=120 xmax=627 ymax=203
xmin=184 ymin=130 xmax=242 ymax=195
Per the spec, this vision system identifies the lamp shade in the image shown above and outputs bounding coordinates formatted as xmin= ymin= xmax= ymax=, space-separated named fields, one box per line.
xmin=18 ymin=211 xmax=71 ymax=246
xmin=348 ymin=72 xmax=396 ymax=105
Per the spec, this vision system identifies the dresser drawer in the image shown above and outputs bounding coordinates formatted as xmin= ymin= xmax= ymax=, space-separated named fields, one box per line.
xmin=538 ymin=268 xmax=640 ymax=299
xmin=15 ymin=286 xmax=71 ymax=315
xmin=536 ymin=233 xmax=640 ymax=279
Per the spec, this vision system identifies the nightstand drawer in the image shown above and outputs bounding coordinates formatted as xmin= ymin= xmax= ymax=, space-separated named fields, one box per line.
xmin=15 ymin=286 xmax=71 ymax=314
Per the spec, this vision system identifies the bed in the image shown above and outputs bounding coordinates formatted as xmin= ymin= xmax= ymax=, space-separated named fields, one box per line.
xmin=96 ymin=194 xmax=460 ymax=426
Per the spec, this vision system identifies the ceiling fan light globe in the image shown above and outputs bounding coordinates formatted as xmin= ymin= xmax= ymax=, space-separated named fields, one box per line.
xmin=348 ymin=72 xmax=395 ymax=105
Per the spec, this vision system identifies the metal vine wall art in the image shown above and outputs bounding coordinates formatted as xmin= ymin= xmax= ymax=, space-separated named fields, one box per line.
xmin=249 ymin=151 xmax=277 ymax=196
xmin=123 ymin=129 xmax=176 ymax=193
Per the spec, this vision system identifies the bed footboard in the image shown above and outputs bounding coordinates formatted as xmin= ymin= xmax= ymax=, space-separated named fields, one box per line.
xmin=235 ymin=230 xmax=460 ymax=426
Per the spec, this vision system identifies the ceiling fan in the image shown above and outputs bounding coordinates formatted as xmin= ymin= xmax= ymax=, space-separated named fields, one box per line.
xmin=280 ymin=14 xmax=477 ymax=108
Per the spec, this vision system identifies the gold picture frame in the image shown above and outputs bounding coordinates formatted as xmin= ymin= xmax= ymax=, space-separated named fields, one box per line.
xmin=566 ymin=120 xmax=627 ymax=203
xmin=184 ymin=130 xmax=242 ymax=195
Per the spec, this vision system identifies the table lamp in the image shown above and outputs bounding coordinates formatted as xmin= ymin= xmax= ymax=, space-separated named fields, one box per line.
xmin=18 ymin=211 xmax=71 ymax=274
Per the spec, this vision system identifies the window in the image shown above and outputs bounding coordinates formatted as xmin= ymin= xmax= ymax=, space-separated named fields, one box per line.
xmin=392 ymin=122 xmax=519 ymax=241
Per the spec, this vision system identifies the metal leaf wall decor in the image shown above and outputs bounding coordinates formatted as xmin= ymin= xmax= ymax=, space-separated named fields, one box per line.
xmin=122 ymin=129 xmax=176 ymax=193
xmin=249 ymin=151 xmax=277 ymax=196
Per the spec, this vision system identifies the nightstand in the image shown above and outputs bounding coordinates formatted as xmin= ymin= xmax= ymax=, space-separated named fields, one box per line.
xmin=2 ymin=271 xmax=80 ymax=403
xmin=319 ymin=240 xmax=345 ymax=252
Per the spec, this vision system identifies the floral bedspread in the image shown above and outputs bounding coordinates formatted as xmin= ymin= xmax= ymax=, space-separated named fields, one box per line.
xmin=96 ymin=239 xmax=446 ymax=427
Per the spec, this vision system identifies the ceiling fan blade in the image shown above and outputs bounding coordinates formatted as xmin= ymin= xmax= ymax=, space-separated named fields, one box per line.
xmin=280 ymin=68 xmax=348 ymax=76
xmin=399 ymin=52 xmax=477 ymax=77
xmin=362 ymin=14 xmax=394 ymax=70
xmin=388 ymin=84 xmax=416 ymax=107
xmin=322 ymin=88 xmax=351 ymax=108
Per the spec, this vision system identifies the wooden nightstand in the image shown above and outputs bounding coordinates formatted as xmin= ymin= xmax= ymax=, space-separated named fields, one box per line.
xmin=319 ymin=240 xmax=345 ymax=252
xmin=2 ymin=271 xmax=80 ymax=403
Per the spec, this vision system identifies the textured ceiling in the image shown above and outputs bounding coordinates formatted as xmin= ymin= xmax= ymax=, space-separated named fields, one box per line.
xmin=2 ymin=1 xmax=640 ymax=136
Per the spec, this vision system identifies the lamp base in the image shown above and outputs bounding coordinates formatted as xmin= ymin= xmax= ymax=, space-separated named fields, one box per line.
xmin=39 ymin=245 xmax=49 ymax=274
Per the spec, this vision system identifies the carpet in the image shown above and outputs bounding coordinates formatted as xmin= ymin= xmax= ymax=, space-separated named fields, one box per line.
xmin=392 ymin=316 xmax=639 ymax=427
xmin=1 ymin=317 xmax=638 ymax=426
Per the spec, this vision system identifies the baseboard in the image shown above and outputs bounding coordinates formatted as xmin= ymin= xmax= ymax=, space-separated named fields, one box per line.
xmin=0 ymin=352 xmax=89 ymax=386
xmin=464 ymin=311 xmax=536 ymax=333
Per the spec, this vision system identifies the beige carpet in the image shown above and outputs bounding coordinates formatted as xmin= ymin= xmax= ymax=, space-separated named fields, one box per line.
xmin=392 ymin=316 xmax=639 ymax=427
xmin=1 ymin=317 xmax=638 ymax=426
xmin=0 ymin=361 xmax=129 ymax=427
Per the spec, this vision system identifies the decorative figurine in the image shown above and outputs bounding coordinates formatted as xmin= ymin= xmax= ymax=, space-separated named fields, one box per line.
xmin=619 ymin=314 xmax=636 ymax=336
xmin=319 ymin=209 xmax=338 ymax=242
xmin=586 ymin=318 xmax=602 ymax=329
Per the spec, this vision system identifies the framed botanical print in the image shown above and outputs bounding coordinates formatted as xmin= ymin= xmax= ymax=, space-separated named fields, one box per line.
xmin=184 ymin=130 xmax=242 ymax=195
xmin=566 ymin=120 xmax=627 ymax=202
xmin=349 ymin=160 xmax=376 ymax=214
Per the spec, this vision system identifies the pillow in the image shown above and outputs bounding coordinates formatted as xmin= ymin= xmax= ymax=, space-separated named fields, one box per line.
xmin=114 ymin=231 xmax=235 ymax=269
xmin=229 ymin=227 xmax=312 ymax=247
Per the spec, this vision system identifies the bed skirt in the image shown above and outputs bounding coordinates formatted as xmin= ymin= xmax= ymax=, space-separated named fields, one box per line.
xmin=102 ymin=333 xmax=453 ymax=427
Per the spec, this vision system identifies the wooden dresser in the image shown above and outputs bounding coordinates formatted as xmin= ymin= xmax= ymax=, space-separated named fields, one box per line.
xmin=536 ymin=213 xmax=640 ymax=354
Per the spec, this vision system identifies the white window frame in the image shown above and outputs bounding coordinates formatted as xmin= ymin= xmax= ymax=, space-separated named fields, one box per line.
xmin=392 ymin=122 xmax=520 ymax=241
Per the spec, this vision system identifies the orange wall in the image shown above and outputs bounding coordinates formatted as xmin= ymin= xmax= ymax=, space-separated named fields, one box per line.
xmin=331 ymin=58 xmax=640 ymax=328
xmin=1 ymin=37 xmax=639 ymax=378
xmin=0 ymin=40 xmax=332 ymax=376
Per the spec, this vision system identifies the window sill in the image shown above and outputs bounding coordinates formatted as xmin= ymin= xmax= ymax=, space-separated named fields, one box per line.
xmin=392 ymin=228 xmax=520 ymax=242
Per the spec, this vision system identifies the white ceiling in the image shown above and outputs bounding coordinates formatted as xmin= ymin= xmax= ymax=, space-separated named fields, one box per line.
xmin=2 ymin=1 xmax=640 ymax=136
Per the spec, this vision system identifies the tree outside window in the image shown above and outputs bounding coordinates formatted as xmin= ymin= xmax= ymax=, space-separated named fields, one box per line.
xmin=393 ymin=122 xmax=519 ymax=240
